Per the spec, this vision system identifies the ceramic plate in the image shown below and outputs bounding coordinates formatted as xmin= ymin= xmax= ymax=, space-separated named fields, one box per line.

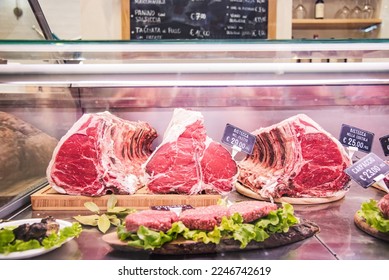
xmin=0 ymin=218 xmax=73 ymax=259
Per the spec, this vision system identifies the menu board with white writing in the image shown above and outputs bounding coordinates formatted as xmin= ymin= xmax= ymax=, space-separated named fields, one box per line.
xmin=129 ymin=0 xmax=269 ymax=40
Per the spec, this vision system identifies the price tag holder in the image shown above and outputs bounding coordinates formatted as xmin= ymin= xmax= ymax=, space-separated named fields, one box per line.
xmin=345 ymin=152 xmax=389 ymax=190
xmin=379 ymin=134 xmax=389 ymax=156
xmin=221 ymin=123 xmax=256 ymax=158
xmin=339 ymin=124 xmax=374 ymax=153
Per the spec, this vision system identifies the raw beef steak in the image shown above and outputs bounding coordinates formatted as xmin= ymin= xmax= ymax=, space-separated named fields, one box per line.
xmin=179 ymin=205 xmax=229 ymax=231
xmin=47 ymin=111 xmax=157 ymax=196
xmin=144 ymin=108 xmax=237 ymax=195
xmin=238 ymin=114 xmax=351 ymax=198
xmin=228 ymin=201 xmax=277 ymax=223
xmin=125 ymin=210 xmax=179 ymax=232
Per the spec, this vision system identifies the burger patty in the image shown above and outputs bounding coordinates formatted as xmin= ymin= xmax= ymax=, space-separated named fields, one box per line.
xmin=228 ymin=201 xmax=278 ymax=223
xmin=378 ymin=194 xmax=389 ymax=219
xmin=125 ymin=210 xmax=178 ymax=232
xmin=179 ymin=205 xmax=229 ymax=231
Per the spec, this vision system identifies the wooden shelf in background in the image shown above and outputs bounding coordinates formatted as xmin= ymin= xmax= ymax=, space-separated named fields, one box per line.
xmin=292 ymin=18 xmax=382 ymax=30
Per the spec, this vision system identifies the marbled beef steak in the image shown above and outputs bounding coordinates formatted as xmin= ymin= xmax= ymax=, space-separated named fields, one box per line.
xmin=239 ymin=114 xmax=351 ymax=198
xmin=47 ymin=111 xmax=157 ymax=196
xmin=144 ymin=108 xmax=237 ymax=195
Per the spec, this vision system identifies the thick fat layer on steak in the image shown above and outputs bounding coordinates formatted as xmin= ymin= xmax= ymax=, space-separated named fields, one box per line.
xmin=179 ymin=205 xmax=229 ymax=231
xmin=125 ymin=210 xmax=179 ymax=232
xmin=378 ymin=194 xmax=389 ymax=219
xmin=228 ymin=201 xmax=278 ymax=223
xmin=238 ymin=114 xmax=351 ymax=198
xmin=144 ymin=108 xmax=237 ymax=195
xmin=47 ymin=111 xmax=157 ymax=196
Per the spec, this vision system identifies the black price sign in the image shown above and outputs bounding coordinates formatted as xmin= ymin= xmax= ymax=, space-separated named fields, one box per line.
xmin=380 ymin=134 xmax=389 ymax=156
xmin=221 ymin=123 xmax=256 ymax=155
xmin=339 ymin=124 xmax=374 ymax=153
xmin=345 ymin=152 xmax=389 ymax=188
xmin=129 ymin=0 xmax=269 ymax=40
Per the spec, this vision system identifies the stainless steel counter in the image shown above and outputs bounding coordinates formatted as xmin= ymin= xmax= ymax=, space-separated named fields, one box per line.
xmin=5 ymin=182 xmax=388 ymax=260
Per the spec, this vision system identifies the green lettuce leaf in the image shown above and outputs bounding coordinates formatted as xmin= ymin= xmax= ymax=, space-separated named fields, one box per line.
xmin=166 ymin=221 xmax=189 ymax=238
xmin=0 ymin=228 xmax=15 ymax=249
xmin=118 ymin=224 xmax=174 ymax=250
xmin=357 ymin=199 xmax=389 ymax=233
xmin=256 ymin=202 xmax=299 ymax=234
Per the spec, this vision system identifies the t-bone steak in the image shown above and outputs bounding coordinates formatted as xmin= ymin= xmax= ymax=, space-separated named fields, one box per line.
xmin=47 ymin=111 xmax=157 ymax=196
xmin=144 ymin=108 xmax=238 ymax=195
xmin=238 ymin=114 xmax=351 ymax=198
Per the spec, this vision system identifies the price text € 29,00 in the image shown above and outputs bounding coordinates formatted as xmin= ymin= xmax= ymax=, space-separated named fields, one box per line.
xmin=222 ymin=124 xmax=255 ymax=155
xmin=225 ymin=135 xmax=247 ymax=150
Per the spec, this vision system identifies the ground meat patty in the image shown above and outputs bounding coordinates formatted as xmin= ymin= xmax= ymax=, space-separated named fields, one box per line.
xmin=228 ymin=201 xmax=278 ymax=223
xmin=179 ymin=205 xmax=229 ymax=231
xmin=378 ymin=194 xmax=389 ymax=219
xmin=125 ymin=210 xmax=178 ymax=232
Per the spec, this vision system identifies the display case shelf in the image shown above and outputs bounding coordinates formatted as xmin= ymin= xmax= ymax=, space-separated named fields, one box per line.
xmin=292 ymin=18 xmax=382 ymax=30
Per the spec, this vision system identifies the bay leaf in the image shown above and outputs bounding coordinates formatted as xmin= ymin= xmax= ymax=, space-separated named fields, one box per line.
xmin=98 ymin=214 xmax=111 ymax=233
xmin=107 ymin=215 xmax=121 ymax=227
xmin=108 ymin=206 xmax=128 ymax=213
xmin=73 ymin=214 xmax=99 ymax=226
xmin=84 ymin=201 xmax=100 ymax=214
xmin=107 ymin=195 xmax=118 ymax=211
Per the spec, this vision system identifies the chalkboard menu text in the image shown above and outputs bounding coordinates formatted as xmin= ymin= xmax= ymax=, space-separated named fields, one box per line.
xmin=129 ymin=0 xmax=270 ymax=40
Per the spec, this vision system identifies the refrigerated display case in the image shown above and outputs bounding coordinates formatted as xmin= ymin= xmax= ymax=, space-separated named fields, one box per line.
xmin=0 ymin=40 xmax=388 ymax=259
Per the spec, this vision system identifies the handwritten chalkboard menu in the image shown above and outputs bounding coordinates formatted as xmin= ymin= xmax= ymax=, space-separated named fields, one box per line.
xmin=128 ymin=0 xmax=270 ymax=40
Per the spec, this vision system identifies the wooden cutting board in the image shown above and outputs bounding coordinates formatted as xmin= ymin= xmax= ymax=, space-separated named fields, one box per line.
xmin=235 ymin=182 xmax=347 ymax=205
xmin=31 ymin=186 xmax=221 ymax=211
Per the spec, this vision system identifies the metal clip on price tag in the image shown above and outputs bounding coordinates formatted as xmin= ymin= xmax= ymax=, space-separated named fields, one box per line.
xmin=347 ymin=146 xmax=358 ymax=159
xmin=231 ymin=145 xmax=242 ymax=160
xmin=373 ymin=174 xmax=389 ymax=193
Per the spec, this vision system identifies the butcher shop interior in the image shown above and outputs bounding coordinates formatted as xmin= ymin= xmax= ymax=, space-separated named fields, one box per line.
xmin=0 ymin=0 xmax=388 ymax=267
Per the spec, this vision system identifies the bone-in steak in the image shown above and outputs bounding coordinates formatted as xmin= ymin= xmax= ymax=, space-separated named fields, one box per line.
xmin=47 ymin=111 xmax=157 ymax=196
xmin=144 ymin=108 xmax=237 ymax=195
xmin=238 ymin=114 xmax=351 ymax=198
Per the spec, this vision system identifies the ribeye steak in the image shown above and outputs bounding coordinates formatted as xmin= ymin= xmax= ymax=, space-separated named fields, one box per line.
xmin=239 ymin=114 xmax=351 ymax=198
xmin=47 ymin=111 xmax=157 ymax=196
xmin=144 ymin=108 xmax=237 ymax=195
